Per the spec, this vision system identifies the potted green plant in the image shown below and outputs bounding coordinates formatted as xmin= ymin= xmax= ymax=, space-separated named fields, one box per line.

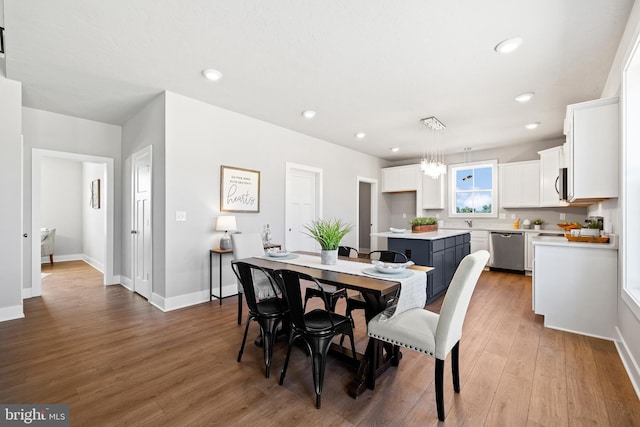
xmin=303 ymin=218 xmax=353 ymax=265
xmin=532 ymin=218 xmax=543 ymax=230
xmin=581 ymin=220 xmax=601 ymax=237
xmin=410 ymin=217 xmax=438 ymax=233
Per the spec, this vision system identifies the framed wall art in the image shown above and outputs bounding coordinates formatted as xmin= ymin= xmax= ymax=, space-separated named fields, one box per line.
xmin=91 ymin=179 xmax=101 ymax=209
xmin=220 ymin=165 xmax=260 ymax=213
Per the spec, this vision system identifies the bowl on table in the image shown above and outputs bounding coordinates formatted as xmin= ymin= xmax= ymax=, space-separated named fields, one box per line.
xmin=266 ymin=248 xmax=290 ymax=257
xmin=371 ymin=260 xmax=414 ymax=274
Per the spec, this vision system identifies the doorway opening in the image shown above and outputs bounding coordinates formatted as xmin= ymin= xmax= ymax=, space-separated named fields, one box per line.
xmin=357 ymin=176 xmax=378 ymax=255
xmin=31 ymin=149 xmax=115 ymax=297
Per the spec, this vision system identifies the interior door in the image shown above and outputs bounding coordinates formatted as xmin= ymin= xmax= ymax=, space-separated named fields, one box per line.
xmin=286 ymin=165 xmax=321 ymax=252
xmin=132 ymin=147 xmax=152 ymax=299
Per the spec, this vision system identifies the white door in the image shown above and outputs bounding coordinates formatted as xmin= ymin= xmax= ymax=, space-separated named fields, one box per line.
xmin=286 ymin=164 xmax=322 ymax=252
xmin=132 ymin=147 xmax=152 ymax=299
xmin=357 ymin=177 xmax=378 ymax=254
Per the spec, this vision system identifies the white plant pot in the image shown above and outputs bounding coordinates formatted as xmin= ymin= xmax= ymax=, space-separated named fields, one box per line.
xmin=580 ymin=228 xmax=600 ymax=237
xmin=534 ymin=225 xmax=541 ymax=230
xmin=321 ymin=249 xmax=338 ymax=265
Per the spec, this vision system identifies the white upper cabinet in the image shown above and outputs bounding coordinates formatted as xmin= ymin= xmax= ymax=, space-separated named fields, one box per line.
xmin=499 ymin=160 xmax=540 ymax=208
xmin=564 ymin=97 xmax=619 ymax=202
xmin=381 ymin=164 xmax=419 ymax=193
xmin=421 ymin=173 xmax=445 ymax=209
xmin=538 ymin=146 xmax=568 ymax=207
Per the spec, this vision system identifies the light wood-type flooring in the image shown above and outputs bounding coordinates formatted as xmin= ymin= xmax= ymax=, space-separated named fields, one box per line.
xmin=1 ymin=261 xmax=639 ymax=426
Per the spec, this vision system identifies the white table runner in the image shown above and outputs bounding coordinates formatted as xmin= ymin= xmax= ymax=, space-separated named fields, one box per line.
xmin=258 ymin=253 xmax=426 ymax=321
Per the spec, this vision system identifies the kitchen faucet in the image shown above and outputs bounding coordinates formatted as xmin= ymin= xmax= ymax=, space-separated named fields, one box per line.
xmin=465 ymin=220 xmax=473 ymax=228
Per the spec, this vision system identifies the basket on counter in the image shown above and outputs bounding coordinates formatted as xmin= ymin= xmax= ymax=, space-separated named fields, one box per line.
xmin=565 ymin=234 xmax=610 ymax=243
xmin=557 ymin=223 xmax=581 ymax=231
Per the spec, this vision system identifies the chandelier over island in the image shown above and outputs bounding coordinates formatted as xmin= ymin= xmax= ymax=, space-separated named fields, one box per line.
xmin=420 ymin=116 xmax=447 ymax=179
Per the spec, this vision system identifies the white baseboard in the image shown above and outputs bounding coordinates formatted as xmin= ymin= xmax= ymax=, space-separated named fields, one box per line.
xmin=119 ymin=275 xmax=132 ymax=290
xmin=151 ymin=289 xmax=210 ymax=312
xmin=82 ymin=255 xmax=104 ymax=273
xmin=41 ymin=254 xmax=83 ymax=264
xmin=0 ymin=304 xmax=24 ymax=322
xmin=615 ymin=326 xmax=640 ymax=399
xmin=106 ymin=274 xmax=121 ymax=286
xmin=22 ymin=287 xmax=32 ymax=299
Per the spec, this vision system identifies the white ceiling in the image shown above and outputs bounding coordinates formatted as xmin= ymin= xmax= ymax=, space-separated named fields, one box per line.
xmin=2 ymin=0 xmax=634 ymax=160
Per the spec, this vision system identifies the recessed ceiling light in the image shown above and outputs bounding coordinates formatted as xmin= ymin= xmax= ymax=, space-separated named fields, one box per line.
xmin=202 ymin=69 xmax=223 ymax=81
xmin=525 ymin=122 xmax=541 ymax=130
xmin=355 ymin=132 xmax=366 ymax=139
xmin=390 ymin=147 xmax=400 ymax=152
xmin=515 ymin=92 xmax=535 ymax=103
xmin=495 ymin=37 xmax=523 ymax=54
xmin=302 ymin=110 xmax=316 ymax=119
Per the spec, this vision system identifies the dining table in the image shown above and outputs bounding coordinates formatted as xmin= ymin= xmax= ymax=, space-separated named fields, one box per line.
xmin=235 ymin=251 xmax=433 ymax=398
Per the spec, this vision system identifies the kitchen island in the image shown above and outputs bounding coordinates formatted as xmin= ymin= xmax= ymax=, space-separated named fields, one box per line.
xmin=532 ymin=234 xmax=618 ymax=339
xmin=371 ymin=230 xmax=470 ymax=303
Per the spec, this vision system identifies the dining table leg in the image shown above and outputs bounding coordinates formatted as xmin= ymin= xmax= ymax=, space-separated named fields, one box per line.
xmin=346 ymin=291 xmax=402 ymax=398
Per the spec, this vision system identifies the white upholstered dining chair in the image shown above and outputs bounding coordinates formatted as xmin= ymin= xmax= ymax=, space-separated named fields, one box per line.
xmin=231 ymin=233 xmax=280 ymax=324
xmin=367 ymin=250 xmax=490 ymax=421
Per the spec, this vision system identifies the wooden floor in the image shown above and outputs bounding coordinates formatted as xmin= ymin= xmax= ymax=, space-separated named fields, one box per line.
xmin=1 ymin=261 xmax=639 ymax=426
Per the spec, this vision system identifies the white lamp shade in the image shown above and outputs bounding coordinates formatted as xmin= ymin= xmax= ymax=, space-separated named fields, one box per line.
xmin=216 ymin=216 xmax=237 ymax=232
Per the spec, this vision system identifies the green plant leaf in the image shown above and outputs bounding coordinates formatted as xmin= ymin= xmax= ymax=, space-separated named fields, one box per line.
xmin=302 ymin=218 xmax=353 ymax=250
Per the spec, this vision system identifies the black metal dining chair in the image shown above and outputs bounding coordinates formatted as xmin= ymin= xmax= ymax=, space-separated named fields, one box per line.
xmin=274 ymin=269 xmax=357 ymax=409
xmin=231 ymin=261 xmax=287 ymax=378
xmin=338 ymin=246 xmax=359 ymax=258
xmin=345 ymin=250 xmax=409 ymax=326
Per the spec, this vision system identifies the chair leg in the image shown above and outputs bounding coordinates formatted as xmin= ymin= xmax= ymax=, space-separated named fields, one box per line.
xmin=262 ymin=317 xmax=281 ymax=378
xmin=237 ymin=294 xmax=243 ymax=325
xmin=309 ymin=336 xmax=334 ymax=409
xmin=435 ymin=358 xmax=445 ymax=421
xmin=279 ymin=332 xmax=297 ymax=385
xmin=237 ymin=317 xmax=252 ymax=362
xmin=452 ymin=341 xmax=460 ymax=393
xmin=49 ymin=254 xmax=53 ymax=265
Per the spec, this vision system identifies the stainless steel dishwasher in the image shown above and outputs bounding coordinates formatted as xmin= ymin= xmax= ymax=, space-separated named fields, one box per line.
xmin=489 ymin=232 xmax=524 ymax=272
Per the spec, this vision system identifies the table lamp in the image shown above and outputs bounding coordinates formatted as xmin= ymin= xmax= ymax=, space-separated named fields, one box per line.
xmin=216 ymin=216 xmax=237 ymax=250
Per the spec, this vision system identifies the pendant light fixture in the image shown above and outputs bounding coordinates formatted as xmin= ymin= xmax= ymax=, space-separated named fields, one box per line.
xmin=420 ymin=116 xmax=447 ymax=179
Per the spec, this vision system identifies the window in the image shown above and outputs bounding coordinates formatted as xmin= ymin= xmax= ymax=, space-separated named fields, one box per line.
xmin=448 ymin=160 xmax=497 ymax=218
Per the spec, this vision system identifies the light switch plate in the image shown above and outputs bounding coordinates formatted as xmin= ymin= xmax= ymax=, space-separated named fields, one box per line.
xmin=176 ymin=211 xmax=187 ymax=222
xmin=560 ymin=213 xmax=566 ymax=220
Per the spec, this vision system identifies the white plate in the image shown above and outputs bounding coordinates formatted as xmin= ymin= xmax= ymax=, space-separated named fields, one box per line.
xmin=267 ymin=251 xmax=290 ymax=258
xmin=362 ymin=267 xmax=413 ymax=279
xmin=374 ymin=264 xmax=406 ymax=274
xmin=389 ymin=228 xmax=406 ymax=233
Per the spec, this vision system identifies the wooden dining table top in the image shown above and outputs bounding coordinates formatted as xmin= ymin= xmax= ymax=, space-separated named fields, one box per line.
xmin=235 ymin=251 xmax=434 ymax=298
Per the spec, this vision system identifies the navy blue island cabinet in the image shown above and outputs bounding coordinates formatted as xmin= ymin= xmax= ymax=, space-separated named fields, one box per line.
xmin=386 ymin=232 xmax=470 ymax=303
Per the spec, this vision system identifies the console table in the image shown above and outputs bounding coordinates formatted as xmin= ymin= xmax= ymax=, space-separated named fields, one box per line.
xmin=209 ymin=244 xmax=281 ymax=304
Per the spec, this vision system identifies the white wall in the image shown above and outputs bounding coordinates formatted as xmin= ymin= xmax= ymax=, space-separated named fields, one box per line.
xmin=83 ymin=162 xmax=106 ymax=270
xmin=600 ymin=0 xmax=640 ymax=396
xmin=40 ymin=157 xmax=83 ymax=258
xmin=22 ymin=108 xmax=122 ymax=293
xmin=161 ymin=91 xmax=388 ymax=304
xmin=121 ymin=93 xmax=166 ymax=296
xmin=0 ymin=75 xmax=23 ymax=320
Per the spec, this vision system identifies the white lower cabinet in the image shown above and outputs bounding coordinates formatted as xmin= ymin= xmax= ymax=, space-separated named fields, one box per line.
xmin=532 ymin=242 xmax=617 ymax=339
xmin=470 ymin=230 xmax=489 ymax=254
xmin=525 ymin=232 xmax=538 ymax=271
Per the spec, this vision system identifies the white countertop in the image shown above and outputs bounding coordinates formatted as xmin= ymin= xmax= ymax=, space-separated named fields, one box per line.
xmin=531 ymin=234 xmax=618 ymax=250
xmin=441 ymin=226 xmax=565 ymax=234
xmin=371 ymin=229 xmax=470 ymax=240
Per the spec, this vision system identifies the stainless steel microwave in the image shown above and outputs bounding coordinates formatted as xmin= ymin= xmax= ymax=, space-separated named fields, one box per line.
xmin=558 ymin=167 xmax=568 ymax=201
